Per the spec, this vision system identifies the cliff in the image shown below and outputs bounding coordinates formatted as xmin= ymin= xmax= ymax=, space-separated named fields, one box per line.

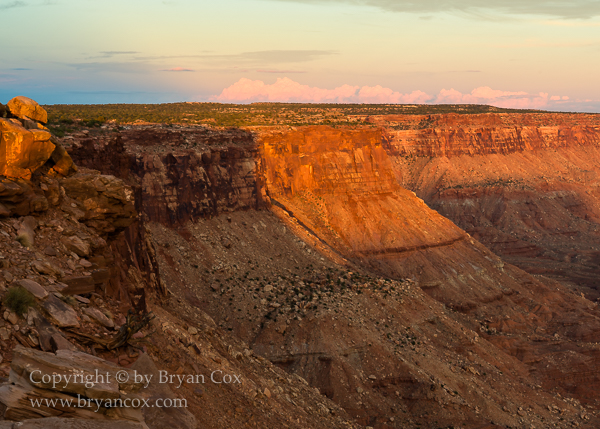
xmin=29 ymin=116 xmax=600 ymax=428
xmin=66 ymin=126 xmax=265 ymax=225
xmin=382 ymin=113 xmax=600 ymax=301
xmin=259 ymin=126 xmax=465 ymax=257
xmin=380 ymin=112 xmax=600 ymax=157
xmin=0 ymin=99 xmax=363 ymax=429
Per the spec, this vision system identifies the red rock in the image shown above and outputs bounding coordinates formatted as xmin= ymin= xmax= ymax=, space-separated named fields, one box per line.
xmin=6 ymin=96 xmax=48 ymax=123
xmin=0 ymin=118 xmax=55 ymax=180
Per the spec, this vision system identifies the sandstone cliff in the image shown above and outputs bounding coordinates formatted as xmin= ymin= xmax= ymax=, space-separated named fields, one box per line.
xmin=66 ymin=126 xmax=264 ymax=225
xmin=381 ymin=113 xmax=600 ymax=302
xmin=59 ymin=120 xmax=600 ymax=427
xmin=0 ymin=100 xmax=363 ymax=429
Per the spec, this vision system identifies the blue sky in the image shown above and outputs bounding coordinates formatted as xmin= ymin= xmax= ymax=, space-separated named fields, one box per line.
xmin=1 ymin=0 xmax=599 ymax=111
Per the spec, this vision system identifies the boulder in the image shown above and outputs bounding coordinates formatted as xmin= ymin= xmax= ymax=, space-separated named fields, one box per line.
xmin=0 ymin=119 xmax=55 ymax=180
xmin=15 ymin=279 xmax=48 ymax=299
xmin=49 ymin=333 xmax=79 ymax=352
xmin=42 ymin=294 xmax=79 ymax=328
xmin=32 ymin=312 xmax=79 ymax=352
xmin=48 ymin=137 xmax=77 ymax=177
xmin=61 ymin=235 xmax=91 ymax=257
xmin=31 ymin=260 xmax=63 ymax=278
xmin=30 ymin=130 xmax=51 ymax=142
xmin=82 ymin=306 xmax=114 ymax=329
xmin=0 ymin=103 xmax=7 ymax=118
xmin=6 ymin=96 xmax=48 ymax=124
xmin=16 ymin=216 xmax=37 ymax=248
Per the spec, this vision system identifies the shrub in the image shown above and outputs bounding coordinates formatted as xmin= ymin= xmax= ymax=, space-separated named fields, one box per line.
xmin=3 ymin=286 xmax=36 ymax=316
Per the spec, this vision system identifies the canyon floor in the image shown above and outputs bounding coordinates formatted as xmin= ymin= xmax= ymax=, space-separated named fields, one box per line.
xmin=1 ymin=99 xmax=600 ymax=428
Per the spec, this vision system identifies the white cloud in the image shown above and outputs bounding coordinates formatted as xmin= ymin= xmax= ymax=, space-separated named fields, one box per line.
xmin=213 ymin=78 xmax=570 ymax=110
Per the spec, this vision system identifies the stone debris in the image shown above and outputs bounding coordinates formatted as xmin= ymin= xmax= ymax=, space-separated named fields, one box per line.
xmin=14 ymin=279 xmax=48 ymax=299
xmin=42 ymin=294 xmax=80 ymax=328
xmin=82 ymin=306 xmax=114 ymax=329
xmin=0 ymin=347 xmax=146 ymax=425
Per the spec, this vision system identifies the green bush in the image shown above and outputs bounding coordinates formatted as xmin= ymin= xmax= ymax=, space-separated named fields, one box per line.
xmin=3 ymin=286 xmax=36 ymax=316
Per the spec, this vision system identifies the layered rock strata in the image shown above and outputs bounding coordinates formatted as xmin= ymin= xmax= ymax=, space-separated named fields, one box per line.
xmin=380 ymin=112 xmax=600 ymax=300
xmin=70 ymin=122 xmax=600 ymax=427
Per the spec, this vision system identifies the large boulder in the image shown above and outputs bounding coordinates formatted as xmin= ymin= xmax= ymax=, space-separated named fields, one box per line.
xmin=0 ymin=118 xmax=55 ymax=180
xmin=6 ymin=96 xmax=48 ymax=124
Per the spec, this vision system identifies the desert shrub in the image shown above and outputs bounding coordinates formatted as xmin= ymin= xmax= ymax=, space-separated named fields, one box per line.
xmin=3 ymin=286 xmax=36 ymax=316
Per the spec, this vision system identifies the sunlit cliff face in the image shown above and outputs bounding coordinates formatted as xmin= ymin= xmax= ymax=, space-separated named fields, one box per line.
xmin=259 ymin=126 xmax=464 ymax=257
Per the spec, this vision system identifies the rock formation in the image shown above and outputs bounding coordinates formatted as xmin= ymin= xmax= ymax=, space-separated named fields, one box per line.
xmin=59 ymin=119 xmax=600 ymax=427
xmin=4 ymin=98 xmax=600 ymax=427
xmin=6 ymin=96 xmax=48 ymax=124
xmin=0 ymin=97 xmax=362 ymax=429
xmin=381 ymin=113 xmax=600 ymax=301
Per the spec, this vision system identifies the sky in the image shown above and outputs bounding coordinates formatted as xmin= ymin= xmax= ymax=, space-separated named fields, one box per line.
xmin=1 ymin=0 xmax=599 ymax=111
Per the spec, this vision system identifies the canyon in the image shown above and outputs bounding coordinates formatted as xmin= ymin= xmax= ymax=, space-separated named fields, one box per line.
xmin=1 ymin=98 xmax=600 ymax=428
xmin=380 ymin=113 xmax=600 ymax=301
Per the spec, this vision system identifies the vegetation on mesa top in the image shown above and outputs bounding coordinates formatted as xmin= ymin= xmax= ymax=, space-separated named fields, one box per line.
xmin=44 ymin=102 xmax=548 ymax=129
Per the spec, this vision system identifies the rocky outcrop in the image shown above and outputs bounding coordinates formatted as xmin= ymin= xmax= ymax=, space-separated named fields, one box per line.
xmin=59 ymin=173 xmax=136 ymax=236
xmin=0 ymin=97 xmax=77 ymax=217
xmin=0 ymin=119 xmax=54 ymax=181
xmin=66 ymin=125 xmax=264 ymax=225
xmin=6 ymin=96 xmax=48 ymax=124
xmin=259 ymin=126 xmax=465 ymax=257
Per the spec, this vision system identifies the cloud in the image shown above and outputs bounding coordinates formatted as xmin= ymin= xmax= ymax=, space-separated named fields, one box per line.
xmin=0 ymin=0 xmax=26 ymax=9
xmin=257 ymin=69 xmax=307 ymax=74
xmin=100 ymin=51 xmax=139 ymax=56
xmin=162 ymin=67 xmax=194 ymax=72
xmin=215 ymin=78 xmax=361 ymax=103
xmin=67 ymin=61 xmax=152 ymax=74
xmin=235 ymin=50 xmax=336 ymax=63
xmin=265 ymin=0 xmax=600 ymax=19
xmin=436 ymin=86 xmax=556 ymax=109
xmin=86 ymin=51 xmax=140 ymax=60
xmin=135 ymin=50 xmax=336 ymax=64
xmin=357 ymin=85 xmax=431 ymax=103
xmin=213 ymin=78 xmax=570 ymax=110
